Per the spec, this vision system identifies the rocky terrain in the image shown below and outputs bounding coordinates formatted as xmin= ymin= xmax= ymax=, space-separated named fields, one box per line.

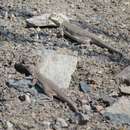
xmin=0 ymin=0 xmax=130 ymax=130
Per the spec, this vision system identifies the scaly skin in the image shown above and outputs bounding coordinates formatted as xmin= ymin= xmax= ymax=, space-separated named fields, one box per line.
xmin=19 ymin=62 xmax=78 ymax=112
xmin=15 ymin=63 xmax=87 ymax=125
xmin=35 ymin=70 xmax=78 ymax=112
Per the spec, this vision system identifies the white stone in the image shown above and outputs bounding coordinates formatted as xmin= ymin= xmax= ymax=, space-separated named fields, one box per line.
xmin=37 ymin=49 xmax=78 ymax=89
xmin=56 ymin=118 xmax=68 ymax=128
xmin=119 ymin=86 xmax=130 ymax=95
xmin=6 ymin=121 xmax=13 ymax=130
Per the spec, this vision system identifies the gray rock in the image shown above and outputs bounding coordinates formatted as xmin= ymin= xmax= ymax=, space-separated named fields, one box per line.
xmin=52 ymin=118 xmax=68 ymax=130
xmin=82 ymin=105 xmax=91 ymax=113
xmin=119 ymin=86 xmax=130 ymax=95
xmin=109 ymin=91 xmax=118 ymax=97
xmin=100 ymin=95 xmax=116 ymax=106
xmin=80 ymin=81 xmax=91 ymax=93
xmin=70 ymin=112 xmax=88 ymax=125
xmin=37 ymin=49 xmax=78 ymax=89
xmin=102 ymin=97 xmax=130 ymax=125
xmin=7 ymin=79 xmax=37 ymax=95
xmin=116 ymin=66 xmax=130 ymax=85
xmin=26 ymin=14 xmax=56 ymax=27
xmin=55 ymin=118 xmax=68 ymax=128
xmin=7 ymin=79 xmax=51 ymax=104
xmin=78 ymin=113 xmax=89 ymax=123
xmin=42 ymin=121 xmax=51 ymax=130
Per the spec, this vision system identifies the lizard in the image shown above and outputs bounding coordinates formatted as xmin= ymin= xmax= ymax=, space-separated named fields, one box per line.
xmin=15 ymin=60 xmax=88 ymax=125
xmin=15 ymin=62 xmax=78 ymax=113
xmin=33 ymin=64 xmax=88 ymax=124
xmin=34 ymin=67 xmax=78 ymax=113
xmin=49 ymin=13 xmax=123 ymax=56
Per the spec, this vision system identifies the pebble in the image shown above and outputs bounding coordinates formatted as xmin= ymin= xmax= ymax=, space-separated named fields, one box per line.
xmin=53 ymin=118 xmax=68 ymax=129
xmin=119 ymin=86 xmax=130 ymax=95
xmin=82 ymin=105 xmax=91 ymax=113
xmin=6 ymin=121 xmax=13 ymax=130
xmin=80 ymin=81 xmax=91 ymax=93
xmin=96 ymin=105 xmax=104 ymax=112
xmin=99 ymin=95 xmax=116 ymax=106
xmin=81 ymin=99 xmax=89 ymax=105
xmin=77 ymin=113 xmax=89 ymax=125
xmin=42 ymin=121 xmax=51 ymax=129
xmin=56 ymin=118 xmax=68 ymax=128
xmin=109 ymin=91 xmax=119 ymax=97
xmin=70 ymin=112 xmax=89 ymax=125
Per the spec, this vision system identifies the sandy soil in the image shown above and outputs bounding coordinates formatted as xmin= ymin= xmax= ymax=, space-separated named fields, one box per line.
xmin=0 ymin=0 xmax=130 ymax=129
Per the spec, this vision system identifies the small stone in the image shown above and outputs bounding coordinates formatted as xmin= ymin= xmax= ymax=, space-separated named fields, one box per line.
xmin=10 ymin=14 xmax=16 ymax=21
xmin=99 ymin=95 xmax=116 ymax=107
xmin=70 ymin=4 xmax=75 ymax=8
xmin=80 ymin=81 xmax=91 ymax=93
xmin=76 ymin=113 xmax=89 ymax=125
xmin=42 ymin=121 xmax=51 ymax=129
xmin=4 ymin=11 xmax=8 ymax=19
xmin=119 ymin=86 xmax=130 ymax=95
xmin=54 ymin=118 xmax=68 ymax=129
xmin=102 ymin=97 xmax=130 ymax=125
xmin=70 ymin=112 xmax=88 ymax=125
xmin=82 ymin=105 xmax=91 ymax=113
xmin=96 ymin=105 xmax=104 ymax=112
xmin=109 ymin=91 xmax=118 ymax=97
xmin=81 ymin=99 xmax=88 ymax=105
xmin=56 ymin=118 xmax=68 ymax=128
xmin=6 ymin=121 xmax=13 ymax=130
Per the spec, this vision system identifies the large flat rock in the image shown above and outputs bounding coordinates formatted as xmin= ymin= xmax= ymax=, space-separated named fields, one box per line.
xmin=102 ymin=97 xmax=130 ymax=125
xmin=37 ymin=49 xmax=78 ymax=89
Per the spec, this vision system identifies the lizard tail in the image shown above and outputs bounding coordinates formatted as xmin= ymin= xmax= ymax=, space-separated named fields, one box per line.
xmin=56 ymin=95 xmax=78 ymax=112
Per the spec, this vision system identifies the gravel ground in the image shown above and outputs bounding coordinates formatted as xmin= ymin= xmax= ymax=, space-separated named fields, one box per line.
xmin=0 ymin=0 xmax=130 ymax=130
